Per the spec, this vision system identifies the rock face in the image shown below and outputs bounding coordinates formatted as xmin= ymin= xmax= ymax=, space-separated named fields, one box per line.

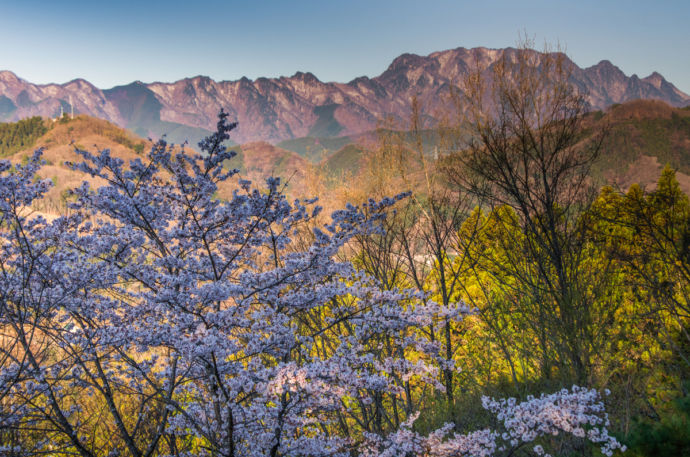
xmin=1 ymin=47 xmax=688 ymax=143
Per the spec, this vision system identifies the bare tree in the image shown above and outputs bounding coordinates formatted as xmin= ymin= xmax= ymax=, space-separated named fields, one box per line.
xmin=443 ymin=39 xmax=615 ymax=386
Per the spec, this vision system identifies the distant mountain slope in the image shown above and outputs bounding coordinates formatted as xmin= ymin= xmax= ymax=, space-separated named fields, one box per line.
xmin=0 ymin=47 xmax=688 ymax=144
xmin=3 ymin=115 xmax=308 ymax=214
xmin=231 ymin=141 xmax=312 ymax=196
xmin=103 ymin=81 xmax=215 ymax=146
xmin=277 ymin=136 xmax=355 ymax=162
xmin=593 ymin=100 xmax=690 ymax=191
xmin=314 ymin=99 xmax=690 ymax=195
xmin=7 ymin=115 xmax=151 ymax=214
xmin=3 ymin=100 xmax=690 ymax=217
xmin=0 ymin=73 xmax=212 ymax=146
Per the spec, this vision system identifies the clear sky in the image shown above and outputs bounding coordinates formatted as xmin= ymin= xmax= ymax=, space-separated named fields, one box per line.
xmin=1 ymin=0 xmax=688 ymax=93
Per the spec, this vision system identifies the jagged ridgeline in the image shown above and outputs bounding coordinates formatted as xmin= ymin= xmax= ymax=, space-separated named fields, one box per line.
xmin=0 ymin=116 xmax=48 ymax=157
xmin=1 ymin=47 xmax=688 ymax=145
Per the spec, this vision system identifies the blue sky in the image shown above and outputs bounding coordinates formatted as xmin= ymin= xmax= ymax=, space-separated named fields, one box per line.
xmin=1 ymin=0 xmax=689 ymax=93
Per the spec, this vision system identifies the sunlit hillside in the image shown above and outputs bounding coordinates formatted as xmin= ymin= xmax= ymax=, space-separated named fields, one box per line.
xmin=7 ymin=99 xmax=690 ymax=217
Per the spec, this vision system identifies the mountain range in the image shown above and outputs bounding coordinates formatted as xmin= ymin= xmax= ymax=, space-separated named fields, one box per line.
xmin=1 ymin=47 xmax=689 ymax=144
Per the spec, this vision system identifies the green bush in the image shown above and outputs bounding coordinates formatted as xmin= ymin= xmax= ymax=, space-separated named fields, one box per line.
xmin=626 ymin=393 xmax=690 ymax=456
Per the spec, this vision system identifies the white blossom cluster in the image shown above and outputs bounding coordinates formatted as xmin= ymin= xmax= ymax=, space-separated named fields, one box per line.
xmin=362 ymin=386 xmax=625 ymax=457
xmin=483 ymin=386 xmax=626 ymax=456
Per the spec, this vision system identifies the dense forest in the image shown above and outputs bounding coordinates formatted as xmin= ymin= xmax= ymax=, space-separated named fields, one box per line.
xmin=0 ymin=116 xmax=47 ymax=157
xmin=0 ymin=46 xmax=688 ymax=457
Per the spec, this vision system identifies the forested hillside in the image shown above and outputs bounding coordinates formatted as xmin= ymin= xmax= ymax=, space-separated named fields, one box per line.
xmin=0 ymin=116 xmax=47 ymax=157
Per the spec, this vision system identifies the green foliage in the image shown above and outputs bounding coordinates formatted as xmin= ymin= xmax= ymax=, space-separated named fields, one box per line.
xmin=0 ymin=116 xmax=48 ymax=157
xmin=626 ymin=393 xmax=690 ymax=456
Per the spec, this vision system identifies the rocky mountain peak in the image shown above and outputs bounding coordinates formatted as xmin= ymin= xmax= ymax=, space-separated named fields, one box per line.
xmin=643 ymin=71 xmax=665 ymax=89
xmin=292 ymin=71 xmax=320 ymax=84
xmin=587 ymin=60 xmax=627 ymax=79
xmin=595 ymin=59 xmax=615 ymax=68
xmin=385 ymin=53 xmax=428 ymax=73
xmin=0 ymin=70 xmax=21 ymax=83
